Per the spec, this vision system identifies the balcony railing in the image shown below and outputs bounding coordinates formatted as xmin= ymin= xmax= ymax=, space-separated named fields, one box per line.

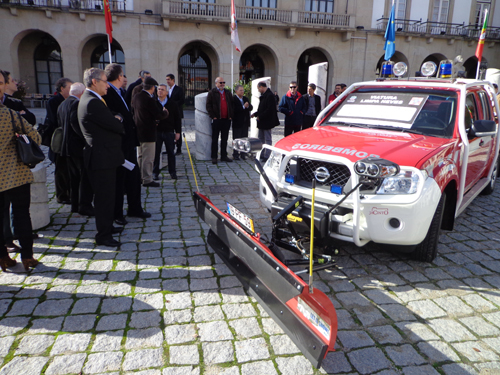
xmin=236 ymin=6 xmax=292 ymax=23
xmin=298 ymin=10 xmax=350 ymax=27
xmin=167 ymin=0 xmax=229 ymax=18
xmin=0 ymin=0 xmax=127 ymax=12
xmin=376 ymin=17 xmax=500 ymax=40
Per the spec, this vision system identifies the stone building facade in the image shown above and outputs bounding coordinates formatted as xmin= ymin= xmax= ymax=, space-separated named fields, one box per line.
xmin=1 ymin=0 xmax=499 ymax=105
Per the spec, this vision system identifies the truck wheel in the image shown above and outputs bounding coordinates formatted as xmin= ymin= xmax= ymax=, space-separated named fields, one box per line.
xmin=480 ymin=157 xmax=499 ymax=195
xmin=411 ymin=193 xmax=446 ymax=263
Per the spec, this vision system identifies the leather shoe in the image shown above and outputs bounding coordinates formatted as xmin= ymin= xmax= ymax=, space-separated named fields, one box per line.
xmin=78 ymin=207 xmax=95 ymax=216
xmin=128 ymin=211 xmax=152 ymax=219
xmin=143 ymin=181 xmax=160 ymax=187
xmin=153 ymin=174 xmax=160 ymax=181
xmin=170 ymin=174 xmax=178 ymax=179
xmin=112 ymin=226 xmax=124 ymax=234
xmin=96 ymin=238 xmax=121 ymax=247
xmin=212 ymin=158 xmax=218 ymax=164
xmin=221 ymin=157 xmax=233 ymax=162
xmin=115 ymin=217 xmax=128 ymax=226
xmin=57 ymin=200 xmax=71 ymax=205
xmin=241 ymin=154 xmax=247 ymax=160
xmin=6 ymin=242 xmax=21 ymax=253
xmin=175 ymin=150 xmax=182 ymax=155
xmin=233 ymin=155 xmax=240 ymax=161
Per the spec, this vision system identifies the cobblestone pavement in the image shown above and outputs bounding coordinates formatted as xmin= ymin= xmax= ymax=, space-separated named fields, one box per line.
xmin=0 ymin=110 xmax=499 ymax=374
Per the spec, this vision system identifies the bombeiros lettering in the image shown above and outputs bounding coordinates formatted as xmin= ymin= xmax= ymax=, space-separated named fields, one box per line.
xmin=291 ymin=143 xmax=379 ymax=158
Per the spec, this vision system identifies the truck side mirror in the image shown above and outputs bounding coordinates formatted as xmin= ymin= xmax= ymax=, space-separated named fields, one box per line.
xmin=468 ymin=120 xmax=497 ymax=139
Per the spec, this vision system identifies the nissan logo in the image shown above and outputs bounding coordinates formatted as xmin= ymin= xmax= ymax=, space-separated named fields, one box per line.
xmin=314 ymin=166 xmax=330 ymax=183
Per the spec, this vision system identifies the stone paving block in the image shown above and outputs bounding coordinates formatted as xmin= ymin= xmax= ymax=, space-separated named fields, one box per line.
xmin=163 ymin=279 xmax=190 ymax=292
xmin=96 ymin=314 xmax=128 ymax=331
xmin=0 ymin=356 xmax=48 ymax=375
xmin=335 ymin=309 xmax=359 ymax=330
xmin=406 ymin=300 xmax=447 ymax=319
xmin=194 ymin=305 xmax=224 ymax=322
xmin=202 ymin=341 xmax=234 ymax=364
xmin=368 ymin=325 xmax=404 ymax=344
xmin=100 ymin=297 xmax=132 ymax=314
xmin=163 ymin=309 xmax=192 ymax=325
xmin=170 ymin=344 xmax=200 ymax=365
xmin=83 ymin=351 xmax=123 ymax=373
xmin=63 ymin=314 xmax=96 ymax=332
xmin=71 ymin=297 xmax=101 ymax=314
xmin=229 ymin=317 xmax=262 ymax=338
xmin=92 ymin=330 xmax=124 ymax=352
xmin=402 ymin=365 xmax=440 ymax=375
xmin=162 ymin=268 xmax=189 ymax=279
xmin=6 ymin=299 xmax=38 ymax=316
xmin=319 ymin=351 xmax=352 ymax=374
xmin=390 ymin=285 xmax=425 ymax=303
xmin=87 ymin=260 xmax=114 ymax=272
xmin=76 ymin=283 xmax=107 ymax=298
xmin=130 ymin=310 xmax=162 ymax=328
xmin=461 ymin=294 xmax=496 ymax=313
xmin=385 ymin=344 xmax=427 ymax=366
xmin=379 ymin=304 xmax=417 ymax=322
xmin=235 ymin=338 xmax=270 ymax=362
xmin=441 ymin=363 xmax=478 ymax=375
xmin=45 ymin=353 xmax=86 ymax=375
xmin=51 ymin=333 xmax=91 ymax=355
xmin=417 ymin=340 xmax=461 ymax=362
xmin=135 ymin=279 xmax=162 ymax=294
xmin=270 ymin=334 xmax=300 ymax=355
xmin=164 ymin=256 xmax=187 ymax=267
xmin=165 ymin=292 xmax=192 ymax=310
xmin=0 ymin=336 xmax=14 ymax=357
xmin=45 ymin=284 xmax=77 ymax=299
xmin=165 ymin=324 xmax=197 ymax=344
xmin=190 ymin=278 xmax=218 ymax=291
xmin=353 ymin=306 xmax=387 ymax=326
xmin=222 ymin=303 xmax=257 ymax=319
xmin=192 ymin=290 xmax=221 ymax=306
xmin=220 ymin=287 xmax=248 ymax=304
xmin=214 ymin=263 xmax=232 ymax=276
xmin=134 ymin=293 xmax=164 ymax=310
xmin=275 ymin=356 xmax=314 ymax=375
xmin=122 ymin=348 xmax=164 ymax=371
xmin=106 ymin=283 xmax=132 ymax=296
xmin=428 ymin=318 xmax=476 ymax=342
xmin=241 ymin=360 xmax=277 ymax=375
xmin=198 ymin=321 xmax=233 ymax=342
xmin=16 ymin=334 xmax=54 ymax=355
xmin=336 ymin=292 xmax=372 ymax=309
xmin=219 ymin=276 xmax=241 ymax=289
xmin=189 ymin=266 xmax=214 ymax=279
xmin=261 ymin=317 xmax=284 ymax=335
xmin=27 ymin=317 xmax=63 ymax=334
xmin=337 ymin=330 xmax=375 ymax=349
xmin=459 ymin=316 xmax=500 ymax=336
xmin=16 ymin=284 xmax=47 ymax=298
xmin=126 ymin=327 xmax=164 ymax=349
xmin=347 ymin=347 xmax=392 ymax=374
xmin=162 ymin=366 xmax=200 ymax=375
xmin=436 ymin=279 xmax=472 ymax=296
xmin=108 ymin=270 xmax=137 ymax=282
xmin=483 ymin=337 xmax=500 ymax=354
xmin=452 ymin=341 xmax=499 ymax=362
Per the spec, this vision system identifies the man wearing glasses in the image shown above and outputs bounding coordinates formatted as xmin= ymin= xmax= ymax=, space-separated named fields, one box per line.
xmin=206 ymin=77 xmax=234 ymax=164
xmin=279 ymin=81 xmax=306 ymax=137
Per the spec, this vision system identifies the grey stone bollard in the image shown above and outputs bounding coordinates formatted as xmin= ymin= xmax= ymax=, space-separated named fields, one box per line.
xmin=250 ymin=77 xmax=271 ymax=138
xmin=195 ymin=92 xmax=212 ymax=161
xmin=30 ymin=163 xmax=50 ymax=230
xmin=308 ymin=62 xmax=328 ymax=110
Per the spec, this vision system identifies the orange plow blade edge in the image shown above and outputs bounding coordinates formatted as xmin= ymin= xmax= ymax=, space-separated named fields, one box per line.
xmin=193 ymin=192 xmax=337 ymax=369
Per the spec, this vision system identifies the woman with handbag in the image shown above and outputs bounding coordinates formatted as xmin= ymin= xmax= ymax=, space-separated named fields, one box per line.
xmin=0 ymin=73 xmax=42 ymax=271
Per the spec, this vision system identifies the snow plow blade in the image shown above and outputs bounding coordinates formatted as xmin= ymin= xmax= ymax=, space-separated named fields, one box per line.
xmin=193 ymin=192 xmax=337 ymax=369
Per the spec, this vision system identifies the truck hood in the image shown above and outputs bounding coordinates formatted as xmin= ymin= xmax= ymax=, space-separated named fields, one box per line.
xmin=275 ymin=126 xmax=454 ymax=167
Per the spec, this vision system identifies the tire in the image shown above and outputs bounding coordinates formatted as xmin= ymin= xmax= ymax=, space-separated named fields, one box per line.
xmin=480 ymin=156 xmax=499 ymax=195
xmin=411 ymin=193 xmax=446 ymax=263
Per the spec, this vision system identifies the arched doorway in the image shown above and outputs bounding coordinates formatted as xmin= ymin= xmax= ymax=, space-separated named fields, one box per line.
xmin=34 ymin=35 xmax=63 ymax=94
xmin=239 ymin=44 xmax=277 ymax=88
xmin=91 ymin=38 xmax=125 ymax=72
xmin=297 ymin=48 xmax=328 ymax=94
xmin=376 ymin=51 xmax=410 ymax=77
xmin=178 ymin=42 xmax=213 ymax=107
xmin=418 ymin=53 xmax=447 ymax=77
xmin=464 ymin=56 xmax=488 ymax=79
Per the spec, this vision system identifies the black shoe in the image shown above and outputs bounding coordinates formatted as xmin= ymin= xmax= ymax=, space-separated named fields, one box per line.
xmin=96 ymin=238 xmax=121 ymax=247
xmin=6 ymin=243 xmax=21 ymax=253
xmin=57 ymin=200 xmax=71 ymax=205
xmin=153 ymin=174 xmax=160 ymax=181
xmin=233 ymin=155 xmax=240 ymax=160
xmin=13 ymin=233 xmax=42 ymax=241
xmin=78 ymin=207 xmax=95 ymax=217
xmin=128 ymin=211 xmax=152 ymax=219
xmin=115 ymin=217 xmax=128 ymax=226
xmin=170 ymin=174 xmax=178 ymax=179
xmin=241 ymin=154 xmax=247 ymax=160
xmin=175 ymin=150 xmax=182 ymax=155
xmin=162 ymin=151 xmax=167 ymax=154
xmin=212 ymin=158 xmax=218 ymax=164
xmin=112 ymin=226 xmax=124 ymax=234
xmin=143 ymin=181 xmax=160 ymax=187
xmin=221 ymin=157 xmax=233 ymax=162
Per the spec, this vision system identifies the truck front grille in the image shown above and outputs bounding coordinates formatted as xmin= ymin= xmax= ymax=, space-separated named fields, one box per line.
xmin=284 ymin=158 xmax=351 ymax=188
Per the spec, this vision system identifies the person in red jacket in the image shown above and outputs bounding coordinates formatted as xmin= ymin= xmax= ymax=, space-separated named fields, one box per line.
xmin=328 ymin=83 xmax=347 ymax=104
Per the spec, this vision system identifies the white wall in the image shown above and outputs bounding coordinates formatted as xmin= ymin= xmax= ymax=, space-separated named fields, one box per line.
xmin=410 ymin=0 xmax=430 ymax=22
xmin=127 ymin=0 xmax=134 ymax=11
xmin=452 ymin=0 xmax=472 ymax=24
xmin=493 ymin=1 xmax=500 ymax=27
xmin=371 ymin=0 xmax=385 ymax=29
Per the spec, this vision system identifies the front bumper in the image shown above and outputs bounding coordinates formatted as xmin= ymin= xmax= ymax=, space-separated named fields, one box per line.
xmin=259 ymin=149 xmax=442 ymax=247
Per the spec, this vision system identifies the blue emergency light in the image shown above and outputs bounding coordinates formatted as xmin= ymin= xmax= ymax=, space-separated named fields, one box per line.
xmin=285 ymin=174 xmax=296 ymax=184
xmin=438 ymin=59 xmax=453 ymax=78
xmin=380 ymin=61 xmax=394 ymax=78
xmin=330 ymin=184 xmax=342 ymax=195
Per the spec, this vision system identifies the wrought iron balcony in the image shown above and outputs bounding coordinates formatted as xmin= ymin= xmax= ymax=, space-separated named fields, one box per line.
xmin=0 ymin=0 xmax=127 ymax=12
xmin=298 ymin=10 xmax=351 ymax=27
xmin=236 ymin=6 xmax=292 ymax=23
xmin=376 ymin=17 xmax=500 ymax=40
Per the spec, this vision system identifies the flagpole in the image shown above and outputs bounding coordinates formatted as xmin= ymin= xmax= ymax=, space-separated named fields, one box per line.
xmin=476 ymin=56 xmax=481 ymax=80
xmin=107 ymin=33 xmax=113 ymax=64
xmin=476 ymin=9 xmax=488 ymax=80
xmin=231 ymin=46 xmax=234 ymax=93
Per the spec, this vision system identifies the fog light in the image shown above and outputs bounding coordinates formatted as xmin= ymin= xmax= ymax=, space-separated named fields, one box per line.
xmin=389 ymin=218 xmax=401 ymax=228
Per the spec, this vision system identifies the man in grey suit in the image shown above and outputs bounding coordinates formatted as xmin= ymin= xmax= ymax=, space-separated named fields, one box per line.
xmin=78 ymin=68 xmax=125 ymax=247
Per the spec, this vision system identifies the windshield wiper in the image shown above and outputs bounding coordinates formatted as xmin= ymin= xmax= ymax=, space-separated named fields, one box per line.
xmin=401 ymin=128 xmax=427 ymax=135
xmin=326 ymin=121 xmax=368 ymax=128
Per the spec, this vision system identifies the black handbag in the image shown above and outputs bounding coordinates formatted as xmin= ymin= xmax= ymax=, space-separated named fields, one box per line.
xmin=10 ymin=110 xmax=45 ymax=168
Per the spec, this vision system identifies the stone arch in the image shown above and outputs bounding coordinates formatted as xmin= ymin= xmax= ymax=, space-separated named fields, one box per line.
xmin=239 ymin=44 xmax=278 ymax=89
xmin=376 ymin=51 xmax=410 ymax=77
xmin=296 ymin=47 xmax=332 ymax=95
xmin=81 ymin=34 xmax=125 ymax=73
xmin=464 ymin=56 xmax=488 ymax=79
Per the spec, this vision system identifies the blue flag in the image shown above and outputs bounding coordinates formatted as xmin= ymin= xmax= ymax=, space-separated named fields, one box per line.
xmin=384 ymin=5 xmax=396 ymax=61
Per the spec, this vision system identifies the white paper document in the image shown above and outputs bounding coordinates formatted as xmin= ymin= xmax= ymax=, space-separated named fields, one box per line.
xmin=122 ymin=160 xmax=135 ymax=171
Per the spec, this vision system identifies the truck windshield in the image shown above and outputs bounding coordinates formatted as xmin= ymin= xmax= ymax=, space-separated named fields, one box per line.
xmin=324 ymin=88 xmax=458 ymax=138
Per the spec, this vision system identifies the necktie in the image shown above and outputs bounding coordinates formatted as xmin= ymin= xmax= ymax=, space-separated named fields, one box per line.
xmin=101 ymin=98 xmax=107 ymax=106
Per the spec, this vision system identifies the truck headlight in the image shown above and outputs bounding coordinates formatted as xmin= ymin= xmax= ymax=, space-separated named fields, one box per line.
xmin=264 ymin=151 xmax=283 ymax=175
xmin=377 ymin=170 xmax=426 ymax=194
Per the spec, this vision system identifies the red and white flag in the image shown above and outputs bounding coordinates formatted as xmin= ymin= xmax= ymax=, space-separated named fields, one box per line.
xmin=104 ymin=0 xmax=113 ymax=44
xmin=231 ymin=0 xmax=241 ymax=52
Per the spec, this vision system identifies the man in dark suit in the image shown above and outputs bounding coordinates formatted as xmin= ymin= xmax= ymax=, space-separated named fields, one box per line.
xmin=125 ymin=70 xmax=151 ymax=107
xmin=302 ymin=83 xmax=322 ymax=130
xmin=131 ymin=77 xmax=168 ymax=187
xmin=1 ymin=71 xmax=36 ymax=125
xmin=57 ymin=82 xmax=94 ymax=217
xmin=165 ymin=74 xmax=185 ymax=155
xmin=232 ymin=84 xmax=253 ymax=160
xmin=251 ymin=82 xmax=280 ymax=161
xmin=78 ymin=68 xmax=125 ymax=247
xmin=154 ymin=84 xmax=181 ymax=180
xmin=103 ymin=63 xmax=151 ymax=224
xmin=206 ymin=77 xmax=234 ymax=164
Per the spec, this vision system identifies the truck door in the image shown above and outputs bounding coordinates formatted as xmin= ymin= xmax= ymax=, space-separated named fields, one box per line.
xmin=465 ymin=91 xmax=491 ymax=190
